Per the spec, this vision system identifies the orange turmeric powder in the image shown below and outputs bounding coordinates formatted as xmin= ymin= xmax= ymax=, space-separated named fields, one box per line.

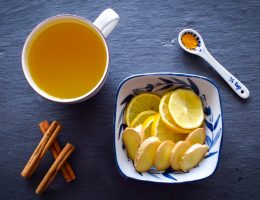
xmin=181 ymin=33 xmax=198 ymax=49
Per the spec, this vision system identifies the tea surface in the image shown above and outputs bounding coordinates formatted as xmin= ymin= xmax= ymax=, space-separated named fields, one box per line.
xmin=27 ymin=21 xmax=107 ymax=99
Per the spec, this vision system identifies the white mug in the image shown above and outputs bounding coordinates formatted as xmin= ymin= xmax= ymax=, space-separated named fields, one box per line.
xmin=22 ymin=8 xmax=119 ymax=103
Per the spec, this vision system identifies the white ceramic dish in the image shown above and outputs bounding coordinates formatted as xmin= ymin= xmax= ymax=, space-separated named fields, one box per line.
xmin=114 ymin=73 xmax=223 ymax=183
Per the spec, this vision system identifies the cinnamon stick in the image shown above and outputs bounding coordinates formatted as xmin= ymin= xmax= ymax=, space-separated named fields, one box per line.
xmin=39 ymin=121 xmax=76 ymax=182
xmin=36 ymin=143 xmax=75 ymax=194
xmin=21 ymin=121 xmax=61 ymax=178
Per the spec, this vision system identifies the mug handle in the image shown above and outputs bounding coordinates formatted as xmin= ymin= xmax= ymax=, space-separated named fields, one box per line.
xmin=93 ymin=8 xmax=119 ymax=38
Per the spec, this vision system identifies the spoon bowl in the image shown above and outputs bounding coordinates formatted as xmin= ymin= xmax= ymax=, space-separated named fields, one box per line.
xmin=178 ymin=29 xmax=204 ymax=55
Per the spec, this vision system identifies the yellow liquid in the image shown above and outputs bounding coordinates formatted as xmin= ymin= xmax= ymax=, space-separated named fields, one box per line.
xmin=181 ymin=33 xmax=198 ymax=49
xmin=27 ymin=20 xmax=107 ymax=99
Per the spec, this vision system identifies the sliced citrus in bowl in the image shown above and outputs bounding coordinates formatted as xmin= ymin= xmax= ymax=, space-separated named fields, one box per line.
xmin=151 ymin=114 xmax=186 ymax=143
xmin=168 ymin=89 xmax=204 ymax=129
xmin=125 ymin=93 xmax=161 ymax=126
xmin=130 ymin=110 xmax=157 ymax=128
xmin=159 ymin=91 xmax=193 ymax=134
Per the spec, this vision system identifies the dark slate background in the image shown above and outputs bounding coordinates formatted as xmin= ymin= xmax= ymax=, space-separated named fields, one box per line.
xmin=0 ymin=0 xmax=259 ymax=199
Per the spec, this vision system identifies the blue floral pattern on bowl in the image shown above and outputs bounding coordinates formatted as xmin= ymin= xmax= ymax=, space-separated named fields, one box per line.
xmin=114 ymin=73 xmax=223 ymax=183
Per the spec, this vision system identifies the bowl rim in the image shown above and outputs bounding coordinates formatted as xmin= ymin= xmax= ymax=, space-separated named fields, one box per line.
xmin=113 ymin=72 xmax=223 ymax=183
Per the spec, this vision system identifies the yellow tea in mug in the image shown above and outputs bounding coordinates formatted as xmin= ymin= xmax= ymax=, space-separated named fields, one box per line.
xmin=26 ymin=18 xmax=107 ymax=99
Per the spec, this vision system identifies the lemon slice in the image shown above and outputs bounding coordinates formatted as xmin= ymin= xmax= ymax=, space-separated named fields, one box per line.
xmin=151 ymin=114 xmax=186 ymax=143
xmin=125 ymin=93 xmax=161 ymax=126
xmin=168 ymin=89 xmax=204 ymax=129
xmin=130 ymin=110 xmax=157 ymax=128
xmin=142 ymin=115 xmax=156 ymax=139
xmin=159 ymin=92 xmax=193 ymax=134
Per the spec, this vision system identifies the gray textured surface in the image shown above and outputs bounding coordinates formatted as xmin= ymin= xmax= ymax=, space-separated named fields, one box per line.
xmin=0 ymin=0 xmax=260 ymax=199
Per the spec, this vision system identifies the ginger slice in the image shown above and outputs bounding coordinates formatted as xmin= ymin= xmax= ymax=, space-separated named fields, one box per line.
xmin=154 ymin=140 xmax=175 ymax=171
xmin=185 ymin=128 xmax=206 ymax=145
xmin=180 ymin=144 xmax=209 ymax=172
xmin=170 ymin=141 xmax=191 ymax=171
xmin=134 ymin=136 xmax=161 ymax=172
xmin=122 ymin=125 xmax=144 ymax=161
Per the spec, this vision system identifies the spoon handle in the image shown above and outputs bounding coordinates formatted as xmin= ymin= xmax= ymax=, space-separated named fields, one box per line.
xmin=200 ymin=49 xmax=250 ymax=99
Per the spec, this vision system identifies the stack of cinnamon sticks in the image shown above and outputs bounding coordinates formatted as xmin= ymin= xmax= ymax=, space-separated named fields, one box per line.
xmin=21 ymin=121 xmax=76 ymax=194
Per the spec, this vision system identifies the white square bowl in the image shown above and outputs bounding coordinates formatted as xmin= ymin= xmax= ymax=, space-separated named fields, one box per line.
xmin=114 ymin=73 xmax=223 ymax=183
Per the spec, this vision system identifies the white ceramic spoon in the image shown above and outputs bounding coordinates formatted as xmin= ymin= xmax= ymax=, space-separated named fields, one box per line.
xmin=178 ymin=29 xmax=250 ymax=99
